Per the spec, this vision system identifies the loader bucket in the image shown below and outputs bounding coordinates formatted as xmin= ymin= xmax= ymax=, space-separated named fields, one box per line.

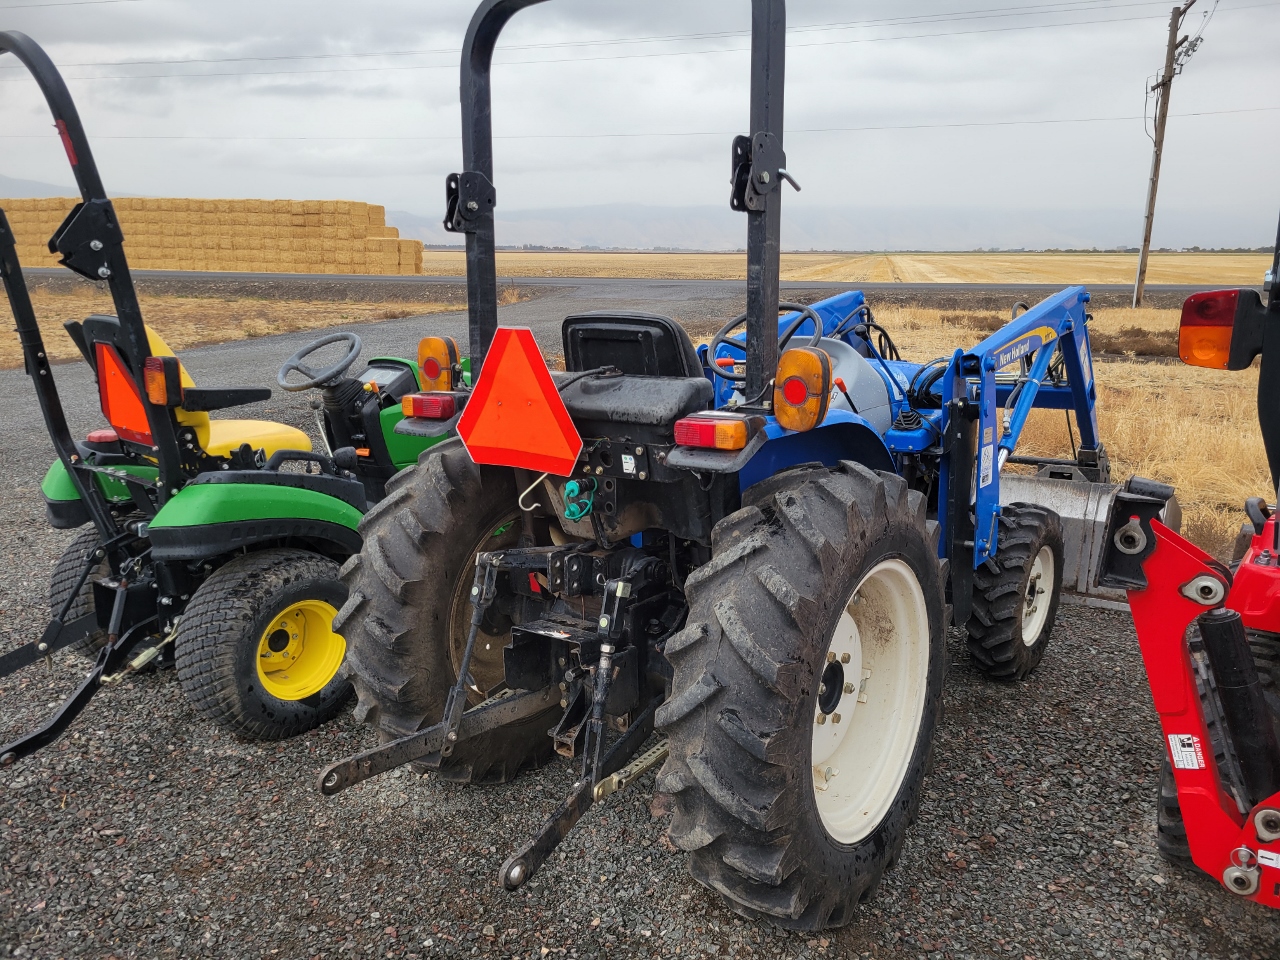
xmin=1000 ymin=471 xmax=1181 ymax=609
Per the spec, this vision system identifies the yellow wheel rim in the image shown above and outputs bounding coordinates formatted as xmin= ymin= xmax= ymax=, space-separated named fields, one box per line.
xmin=255 ymin=599 xmax=346 ymax=701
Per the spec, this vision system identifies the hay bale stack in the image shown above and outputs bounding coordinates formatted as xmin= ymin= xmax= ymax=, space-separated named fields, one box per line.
xmin=0 ymin=197 xmax=424 ymax=275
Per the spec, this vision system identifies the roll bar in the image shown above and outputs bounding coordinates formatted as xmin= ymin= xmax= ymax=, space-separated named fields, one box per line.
xmin=448 ymin=0 xmax=789 ymax=404
xmin=0 ymin=31 xmax=184 ymax=501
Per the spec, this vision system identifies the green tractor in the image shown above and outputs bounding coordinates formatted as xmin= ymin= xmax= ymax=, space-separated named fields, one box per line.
xmin=0 ymin=32 xmax=453 ymax=764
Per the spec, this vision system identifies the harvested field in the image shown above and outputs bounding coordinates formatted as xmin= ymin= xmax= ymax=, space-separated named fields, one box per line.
xmin=421 ymin=249 xmax=1271 ymax=286
xmin=5 ymin=276 xmax=1262 ymax=558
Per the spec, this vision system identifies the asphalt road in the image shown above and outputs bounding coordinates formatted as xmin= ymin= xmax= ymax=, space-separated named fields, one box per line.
xmin=22 ymin=266 xmax=1218 ymax=311
xmin=2 ymin=281 xmax=1279 ymax=958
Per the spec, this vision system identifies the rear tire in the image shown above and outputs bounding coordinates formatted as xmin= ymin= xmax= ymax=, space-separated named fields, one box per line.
xmin=656 ymin=462 xmax=947 ymax=930
xmin=174 ymin=549 xmax=351 ymax=740
xmin=966 ymin=502 xmax=1063 ymax=680
xmin=48 ymin=527 xmax=109 ymax=658
xmin=1156 ymin=758 xmax=1192 ymax=863
xmin=336 ymin=438 xmax=558 ymax=784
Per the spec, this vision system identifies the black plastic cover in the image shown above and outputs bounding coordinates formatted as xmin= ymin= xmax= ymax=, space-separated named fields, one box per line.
xmin=182 ymin=387 xmax=272 ymax=412
xmin=562 ymin=312 xmax=703 ymax=379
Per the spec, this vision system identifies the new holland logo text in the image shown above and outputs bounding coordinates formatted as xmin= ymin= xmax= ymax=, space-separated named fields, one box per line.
xmin=994 ymin=326 xmax=1058 ymax=371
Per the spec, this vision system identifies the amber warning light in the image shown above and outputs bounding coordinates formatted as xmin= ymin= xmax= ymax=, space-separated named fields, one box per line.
xmin=455 ymin=328 xmax=583 ymax=476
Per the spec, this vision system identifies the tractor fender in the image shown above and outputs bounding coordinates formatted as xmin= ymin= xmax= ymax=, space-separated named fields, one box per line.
xmin=738 ymin=412 xmax=896 ymax=493
xmin=41 ymin=458 xmax=159 ymax=528
xmin=146 ymin=481 xmax=363 ymax=562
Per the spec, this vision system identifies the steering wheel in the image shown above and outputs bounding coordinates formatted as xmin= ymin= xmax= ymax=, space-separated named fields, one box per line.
xmin=709 ymin=302 xmax=826 ymax=383
xmin=277 ymin=332 xmax=363 ymax=392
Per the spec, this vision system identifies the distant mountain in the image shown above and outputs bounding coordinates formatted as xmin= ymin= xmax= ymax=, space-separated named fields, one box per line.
xmin=0 ymin=173 xmax=77 ymax=199
xmin=389 ymin=202 xmax=1275 ymax=253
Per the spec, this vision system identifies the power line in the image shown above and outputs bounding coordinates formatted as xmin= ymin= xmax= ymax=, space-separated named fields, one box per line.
xmin=0 ymin=0 xmax=141 ymax=8
xmin=2 ymin=1 xmax=1274 ymax=82
xmin=0 ymin=0 xmax=1177 ymax=70
xmin=1 ymin=105 xmax=1273 ymax=142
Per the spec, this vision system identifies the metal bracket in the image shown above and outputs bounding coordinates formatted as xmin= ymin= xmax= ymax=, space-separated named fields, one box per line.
xmin=444 ymin=171 xmax=497 ymax=233
xmin=729 ymin=132 xmax=787 ymax=213
xmin=48 ymin=199 xmax=123 ymax=281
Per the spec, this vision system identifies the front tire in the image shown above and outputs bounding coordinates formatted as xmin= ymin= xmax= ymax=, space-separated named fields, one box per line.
xmin=656 ymin=463 xmax=947 ymax=930
xmin=966 ymin=502 xmax=1063 ymax=680
xmin=174 ymin=549 xmax=351 ymax=740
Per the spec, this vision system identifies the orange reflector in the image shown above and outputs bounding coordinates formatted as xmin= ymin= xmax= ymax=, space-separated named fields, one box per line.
xmin=456 ymin=328 xmax=583 ymax=476
xmin=402 ymin=392 xmax=457 ymax=420
xmin=143 ymin=355 xmax=182 ymax=407
xmin=1179 ymin=289 xmax=1239 ymax=369
xmin=674 ymin=414 xmax=751 ymax=451
xmin=418 ymin=336 xmax=459 ymax=391
xmin=355 ymin=447 xmax=371 ymax=458
xmin=94 ymin=343 xmax=152 ymax=445
xmin=773 ymin=347 xmax=832 ymax=433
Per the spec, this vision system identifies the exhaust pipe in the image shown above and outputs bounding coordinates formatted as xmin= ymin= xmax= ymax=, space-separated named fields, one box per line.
xmin=1198 ymin=607 xmax=1280 ymax=807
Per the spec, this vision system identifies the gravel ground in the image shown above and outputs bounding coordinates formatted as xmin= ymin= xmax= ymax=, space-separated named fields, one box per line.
xmin=3 ymin=291 xmax=1280 ymax=959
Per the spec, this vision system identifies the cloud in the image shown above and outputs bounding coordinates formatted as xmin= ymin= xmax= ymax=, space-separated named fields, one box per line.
xmin=0 ymin=0 xmax=1275 ymax=248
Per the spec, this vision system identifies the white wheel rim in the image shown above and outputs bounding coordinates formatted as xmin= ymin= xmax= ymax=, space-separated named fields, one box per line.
xmin=811 ymin=558 xmax=930 ymax=845
xmin=1021 ymin=545 xmax=1054 ymax=647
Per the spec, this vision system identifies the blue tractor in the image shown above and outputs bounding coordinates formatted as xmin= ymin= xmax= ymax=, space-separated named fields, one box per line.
xmin=320 ymin=0 xmax=1127 ymax=930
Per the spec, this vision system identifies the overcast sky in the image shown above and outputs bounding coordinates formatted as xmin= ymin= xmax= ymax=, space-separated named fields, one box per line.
xmin=1 ymin=0 xmax=1277 ymax=250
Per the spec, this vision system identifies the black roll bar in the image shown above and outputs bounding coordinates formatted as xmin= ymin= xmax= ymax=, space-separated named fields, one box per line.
xmin=449 ymin=0 xmax=788 ymax=403
xmin=0 ymin=31 xmax=184 ymax=502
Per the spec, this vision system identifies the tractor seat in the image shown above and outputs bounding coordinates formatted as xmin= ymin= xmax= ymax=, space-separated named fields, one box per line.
xmin=77 ymin=315 xmax=310 ymax=461
xmin=198 ymin=419 xmax=310 ymax=459
xmin=562 ymin=312 xmax=702 ymax=378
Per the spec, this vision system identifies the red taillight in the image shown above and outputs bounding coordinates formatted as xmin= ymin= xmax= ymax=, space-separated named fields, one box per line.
xmin=1179 ymin=289 xmax=1241 ymax=369
xmin=781 ymin=376 xmax=809 ymax=406
xmin=1182 ymin=289 xmax=1239 ymax=326
xmin=674 ymin=415 xmax=750 ymax=451
xmin=402 ymin=392 xmax=457 ymax=420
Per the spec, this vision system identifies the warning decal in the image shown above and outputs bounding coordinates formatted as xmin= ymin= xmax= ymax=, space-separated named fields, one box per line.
xmin=1167 ymin=733 xmax=1206 ymax=770
xmin=1258 ymin=849 xmax=1280 ymax=870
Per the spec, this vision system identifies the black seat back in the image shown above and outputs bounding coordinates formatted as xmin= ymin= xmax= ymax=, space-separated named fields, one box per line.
xmin=562 ymin=312 xmax=702 ymax=378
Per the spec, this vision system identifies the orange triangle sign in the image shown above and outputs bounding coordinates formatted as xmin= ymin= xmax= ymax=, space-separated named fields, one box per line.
xmin=457 ymin=328 xmax=583 ymax=476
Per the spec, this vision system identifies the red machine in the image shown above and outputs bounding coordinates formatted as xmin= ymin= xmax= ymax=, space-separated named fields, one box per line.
xmin=1099 ymin=213 xmax=1280 ymax=905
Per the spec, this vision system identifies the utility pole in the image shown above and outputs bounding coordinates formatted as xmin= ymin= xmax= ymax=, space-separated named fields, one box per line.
xmin=1133 ymin=0 xmax=1204 ymax=307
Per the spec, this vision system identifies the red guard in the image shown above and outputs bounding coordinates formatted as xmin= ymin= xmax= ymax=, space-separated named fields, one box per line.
xmin=1128 ymin=520 xmax=1280 ymax=907
xmin=456 ymin=328 xmax=583 ymax=477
